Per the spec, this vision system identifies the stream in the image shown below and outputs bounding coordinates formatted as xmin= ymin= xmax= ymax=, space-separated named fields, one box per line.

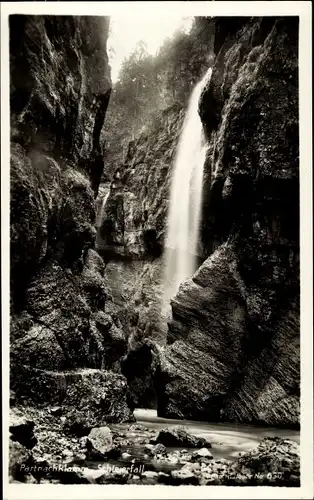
xmin=82 ymin=408 xmax=300 ymax=479
xmin=134 ymin=409 xmax=300 ymax=459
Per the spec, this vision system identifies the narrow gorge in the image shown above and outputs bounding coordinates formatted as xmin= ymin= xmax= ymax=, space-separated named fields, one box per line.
xmin=9 ymin=14 xmax=301 ymax=487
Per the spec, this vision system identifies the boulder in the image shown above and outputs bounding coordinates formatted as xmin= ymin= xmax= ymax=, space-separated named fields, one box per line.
xmin=170 ymin=468 xmax=199 ymax=485
xmin=153 ymin=426 xmax=211 ymax=449
xmin=182 ymin=461 xmax=201 ymax=472
xmin=144 ymin=442 xmax=167 ymax=457
xmin=226 ymin=437 xmax=300 ymax=486
xmin=50 ymin=406 xmax=62 ymax=416
xmin=86 ymin=427 xmax=120 ymax=459
xmin=141 ymin=470 xmax=159 ymax=479
xmin=9 ymin=440 xmax=32 ymax=481
xmin=29 ymin=457 xmax=90 ymax=484
xmin=144 ymin=444 xmax=155 ymax=456
xmin=152 ymin=443 xmax=167 ymax=456
xmin=140 ymin=470 xmax=159 ymax=484
xmin=10 ymin=390 xmax=16 ymax=407
xmin=192 ymin=448 xmax=213 ymax=459
xmin=62 ymin=369 xmax=134 ymax=428
xmin=9 ymin=415 xmax=37 ymax=449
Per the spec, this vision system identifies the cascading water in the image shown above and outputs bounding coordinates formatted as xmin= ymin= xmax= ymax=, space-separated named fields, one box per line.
xmin=95 ymin=189 xmax=110 ymax=248
xmin=163 ymin=69 xmax=212 ymax=308
xmin=96 ymin=191 xmax=110 ymax=228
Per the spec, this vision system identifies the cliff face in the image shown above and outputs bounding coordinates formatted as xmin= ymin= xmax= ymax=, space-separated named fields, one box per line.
xmin=10 ymin=15 xmax=133 ymax=423
xmin=94 ymin=22 xmax=216 ymax=410
xmin=10 ymin=15 xmax=300 ymax=429
xmin=97 ymin=104 xmax=185 ymax=260
xmin=94 ymin=105 xmax=185 ymax=407
xmin=156 ymin=17 xmax=300 ymax=426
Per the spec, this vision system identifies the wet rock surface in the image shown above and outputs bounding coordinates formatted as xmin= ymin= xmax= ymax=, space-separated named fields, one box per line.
xmin=10 ymin=15 xmax=111 ymax=310
xmin=152 ymin=426 xmax=212 ymax=448
xmin=95 ymin=107 xmax=184 ymax=408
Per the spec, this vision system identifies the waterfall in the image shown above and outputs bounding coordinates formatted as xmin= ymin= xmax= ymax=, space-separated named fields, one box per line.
xmin=95 ymin=189 xmax=110 ymax=249
xmin=96 ymin=190 xmax=110 ymax=228
xmin=163 ymin=69 xmax=212 ymax=307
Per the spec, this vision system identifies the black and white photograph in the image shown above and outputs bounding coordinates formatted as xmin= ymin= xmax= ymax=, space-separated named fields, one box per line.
xmin=1 ymin=1 xmax=313 ymax=498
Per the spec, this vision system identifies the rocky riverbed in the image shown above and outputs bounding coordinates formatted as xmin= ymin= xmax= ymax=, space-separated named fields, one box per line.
xmin=9 ymin=406 xmax=300 ymax=486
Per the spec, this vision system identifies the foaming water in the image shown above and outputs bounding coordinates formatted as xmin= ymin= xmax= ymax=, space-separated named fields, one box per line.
xmin=163 ymin=69 xmax=212 ymax=309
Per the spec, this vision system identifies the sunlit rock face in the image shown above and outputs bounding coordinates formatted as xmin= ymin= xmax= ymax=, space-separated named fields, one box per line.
xmin=10 ymin=16 xmax=131 ymax=421
xmin=157 ymin=17 xmax=300 ymax=426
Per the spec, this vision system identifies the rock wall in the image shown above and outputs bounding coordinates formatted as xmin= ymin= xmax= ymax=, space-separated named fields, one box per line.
xmin=156 ymin=17 xmax=300 ymax=426
xmin=97 ymin=104 xmax=185 ymax=259
xmin=91 ymin=20 xmax=216 ymax=408
xmin=94 ymin=105 xmax=185 ymax=406
xmin=11 ymin=15 xmax=299 ymax=428
xmin=10 ymin=15 xmax=133 ymax=422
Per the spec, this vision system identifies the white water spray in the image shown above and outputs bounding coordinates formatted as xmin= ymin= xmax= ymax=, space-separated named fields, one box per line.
xmin=163 ymin=69 xmax=212 ymax=307
xmin=96 ymin=190 xmax=110 ymax=228
xmin=95 ymin=189 xmax=110 ymax=250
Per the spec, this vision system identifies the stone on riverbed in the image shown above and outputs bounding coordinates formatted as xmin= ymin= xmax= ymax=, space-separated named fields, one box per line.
xmin=153 ymin=443 xmax=167 ymax=456
xmin=144 ymin=442 xmax=167 ymax=457
xmin=86 ymin=427 xmax=120 ymax=460
xmin=195 ymin=437 xmax=300 ymax=486
xmin=9 ymin=415 xmax=37 ymax=449
xmin=96 ymin=466 xmax=129 ymax=484
xmin=226 ymin=437 xmax=300 ymax=486
xmin=170 ymin=468 xmax=199 ymax=485
xmin=152 ymin=426 xmax=211 ymax=448
xmin=142 ymin=471 xmax=159 ymax=479
xmin=9 ymin=440 xmax=32 ymax=481
xmin=50 ymin=406 xmax=62 ymax=416
xmin=192 ymin=448 xmax=213 ymax=460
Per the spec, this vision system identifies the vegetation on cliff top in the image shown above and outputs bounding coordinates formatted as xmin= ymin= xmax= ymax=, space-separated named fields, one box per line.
xmin=102 ymin=16 xmax=214 ymax=173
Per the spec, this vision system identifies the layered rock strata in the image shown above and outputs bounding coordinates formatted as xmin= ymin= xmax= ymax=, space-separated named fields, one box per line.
xmin=157 ymin=17 xmax=300 ymax=426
